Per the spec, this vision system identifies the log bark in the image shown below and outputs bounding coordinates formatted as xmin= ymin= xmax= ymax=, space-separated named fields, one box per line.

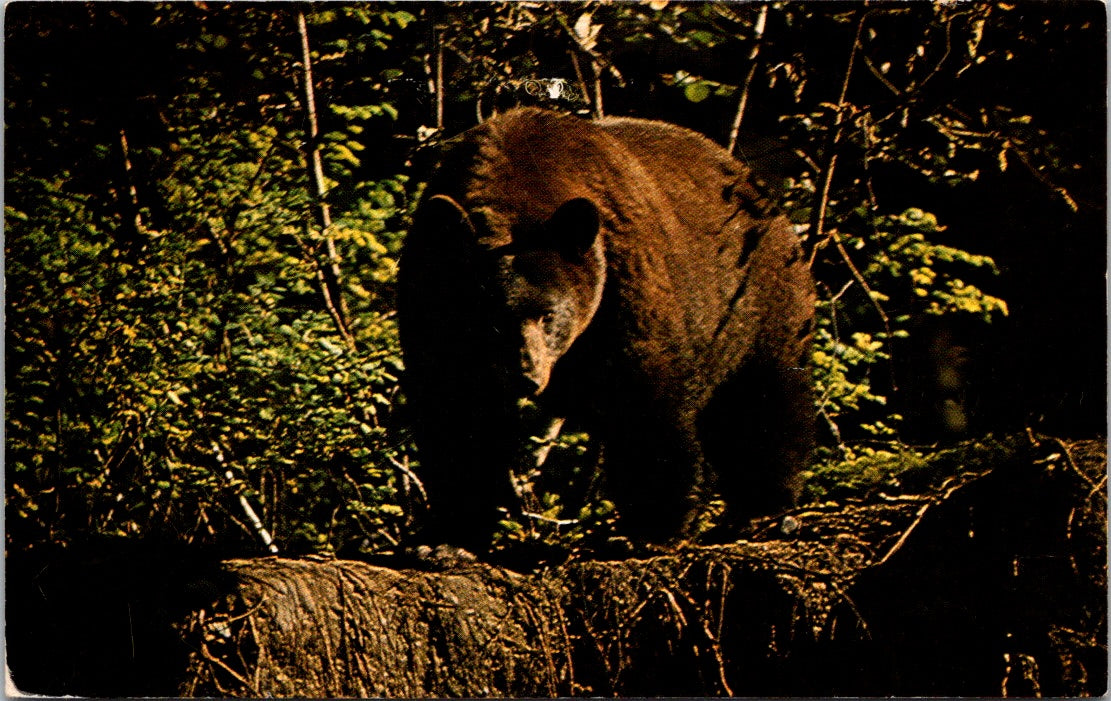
xmin=6 ymin=434 xmax=1106 ymax=697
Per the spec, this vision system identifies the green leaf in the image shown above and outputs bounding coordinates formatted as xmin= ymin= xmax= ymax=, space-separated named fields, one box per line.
xmin=684 ymin=81 xmax=711 ymax=103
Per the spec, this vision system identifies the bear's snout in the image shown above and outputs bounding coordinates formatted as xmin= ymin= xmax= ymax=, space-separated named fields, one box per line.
xmin=518 ymin=321 xmax=553 ymax=397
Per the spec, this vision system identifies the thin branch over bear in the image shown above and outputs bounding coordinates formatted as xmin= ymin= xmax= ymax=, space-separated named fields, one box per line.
xmin=400 ymin=108 xmax=815 ymax=553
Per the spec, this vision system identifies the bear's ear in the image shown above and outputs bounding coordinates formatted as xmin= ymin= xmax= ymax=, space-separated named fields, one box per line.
xmin=422 ymin=194 xmax=475 ymax=238
xmin=547 ymin=197 xmax=600 ymax=260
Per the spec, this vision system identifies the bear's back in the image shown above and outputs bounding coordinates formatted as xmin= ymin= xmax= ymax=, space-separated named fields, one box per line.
xmin=436 ymin=108 xmax=756 ymax=245
xmin=426 ymin=109 xmax=811 ymax=379
xmin=592 ymin=115 xmax=811 ymax=365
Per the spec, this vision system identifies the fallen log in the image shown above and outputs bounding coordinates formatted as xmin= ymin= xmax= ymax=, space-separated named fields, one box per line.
xmin=6 ymin=434 xmax=1106 ymax=697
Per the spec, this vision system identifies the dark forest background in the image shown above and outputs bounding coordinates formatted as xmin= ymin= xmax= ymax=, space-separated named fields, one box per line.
xmin=5 ymin=1 xmax=1105 ymax=559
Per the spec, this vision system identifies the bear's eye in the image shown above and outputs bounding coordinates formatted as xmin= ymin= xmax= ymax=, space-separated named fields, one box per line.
xmin=539 ymin=312 xmax=556 ymax=329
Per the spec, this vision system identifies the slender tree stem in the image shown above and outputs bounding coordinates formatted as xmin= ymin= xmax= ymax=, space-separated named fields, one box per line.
xmin=569 ymin=50 xmax=592 ymax=114
xmin=591 ymin=58 xmax=604 ymax=118
xmin=435 ymin=25 xmax=444 ymax=130
xmin=807 ymin=6 xmax=895 ymax=391
xmin=297 ymin=11 xmax=356 ymax=352
xmin=559 ymin=11 xmax=607 ymax=118
xmin=808 ymin=7 xmax=868 ymax=266
xmin=727 ymin=4 xmax=768 ymax=155
xmin=118 ymin=129 xmax=146 ymax=235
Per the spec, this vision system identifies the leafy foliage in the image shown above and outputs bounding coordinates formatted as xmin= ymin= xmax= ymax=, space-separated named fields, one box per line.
xmin=801 ymin=444 xmax=928 ymax=503
xmin=5 ymin=2 xmax=1102 ymax=556
xmin=6 ymin=4 xmax=415 ymax=556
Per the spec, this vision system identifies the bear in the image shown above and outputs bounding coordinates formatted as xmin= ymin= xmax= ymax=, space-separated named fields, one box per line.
xmin=398 ymin=107 xmax=816 ymax=554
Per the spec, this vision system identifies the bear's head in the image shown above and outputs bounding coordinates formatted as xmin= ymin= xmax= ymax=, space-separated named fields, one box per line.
xmin=423 ymin=195 xmax=605 ymax=397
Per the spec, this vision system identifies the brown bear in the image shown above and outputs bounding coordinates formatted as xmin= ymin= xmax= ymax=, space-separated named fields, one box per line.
xmin=399 ymin=108 xmax=815 ymax=554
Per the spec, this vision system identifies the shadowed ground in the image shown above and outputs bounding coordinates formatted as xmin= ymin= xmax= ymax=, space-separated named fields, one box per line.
xmin=7 ymin=433 xmax=1105 ymax=697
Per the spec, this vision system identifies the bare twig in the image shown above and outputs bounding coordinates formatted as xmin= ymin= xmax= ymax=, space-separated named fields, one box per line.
xmin=825 ymin=578 xmax=871 ymax=640
xmin=214 ymin=441 xmax=279 ymax=554
xmin=1005 ymin=143 xmax=1079 ymax=212
xmin=909 ymin=14 xmax=954 ymax=94
xmin=727 ymin=4 xmax=768 ymax=155
xmin=861 ymin=54 xmax=903 ymax=97
xmin=389 ymin=454 xmax=428 ymax=507
xmin=435 ymin=25 xmax=445 ymax=130
xmin=118 ymin=129 xmax=146 ymax=235
xmin=871 ymin=469 xmax=984 ymax=568
xmin=807 ymin=7 xmax=869 ymax=267
xmin=870 ymin=501 xmax=932 ymax=569
xmin=521 ymin=511 xmax=579 ymax=527
xmin=710 ymin=563 xmax=734 ymax=696
xmin=805 ymin=8 xmax=895 ymax=378
xmin=198 ymin=635 xmax=259 ymax=695
xmin=1048 ymin=436 xmax=1103 ymax=493
xmin=532 ymin=417 xmax=566 ymax=469
xmin=830 ymin=230 xmax=891 ymax=334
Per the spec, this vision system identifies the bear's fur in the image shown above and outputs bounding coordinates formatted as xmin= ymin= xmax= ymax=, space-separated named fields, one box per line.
xmin=399 ymin=108 xmax=816 ymax=551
